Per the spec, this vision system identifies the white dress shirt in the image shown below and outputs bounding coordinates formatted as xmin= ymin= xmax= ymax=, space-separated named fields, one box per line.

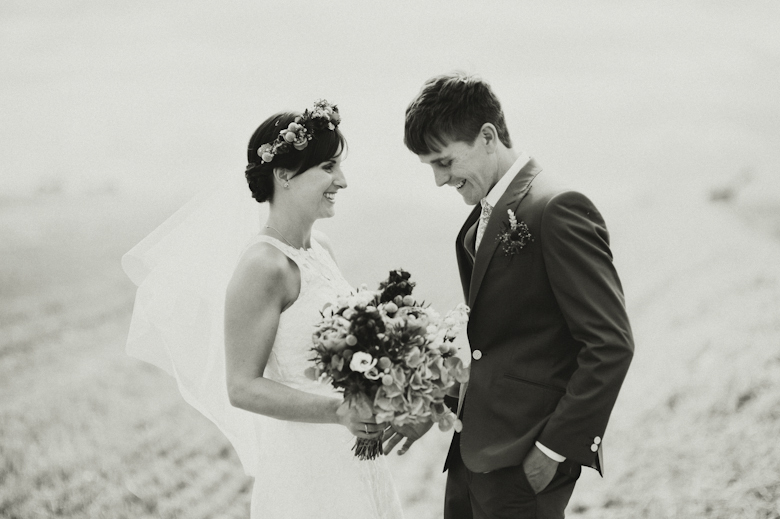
xmin=479 ymin=152 xmax=567 ymax=464
xmin=481 ymin=152 xmax=531 ymax=210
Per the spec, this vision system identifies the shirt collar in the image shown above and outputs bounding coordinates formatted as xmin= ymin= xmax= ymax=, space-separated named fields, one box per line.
xmin=482 ymin=151 xmax=531 ymax=208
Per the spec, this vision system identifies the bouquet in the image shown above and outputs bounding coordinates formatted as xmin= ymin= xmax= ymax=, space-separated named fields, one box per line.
xmin=305 ymin=269 xmax=470 ymax=460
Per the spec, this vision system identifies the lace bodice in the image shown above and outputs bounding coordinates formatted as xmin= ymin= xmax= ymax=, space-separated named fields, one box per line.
xmin=246 ymin=234 xmax=352 ymax=394
xmin=241 ymin=234 xmax=403 ymax=519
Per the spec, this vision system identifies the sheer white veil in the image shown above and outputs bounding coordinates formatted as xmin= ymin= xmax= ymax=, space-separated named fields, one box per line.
xmin=122 ymin=174 xmax=267 ymax=477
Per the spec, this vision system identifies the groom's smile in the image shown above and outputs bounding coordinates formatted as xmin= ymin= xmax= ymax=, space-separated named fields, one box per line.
xmin=418 ymin=139 xmax=497 ymax=206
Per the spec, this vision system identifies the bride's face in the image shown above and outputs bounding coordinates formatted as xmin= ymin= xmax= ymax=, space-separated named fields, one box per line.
xmin=289 ymin=153 xmax=347 ymax=220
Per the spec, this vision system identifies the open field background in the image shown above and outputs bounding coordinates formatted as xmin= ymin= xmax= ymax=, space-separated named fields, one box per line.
xmin=2 ymin=1 xmax=780 ymax=518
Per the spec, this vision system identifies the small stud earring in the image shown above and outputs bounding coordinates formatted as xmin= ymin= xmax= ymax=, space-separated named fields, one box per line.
xmin=283 ymin=180 xmax=289 ymax=189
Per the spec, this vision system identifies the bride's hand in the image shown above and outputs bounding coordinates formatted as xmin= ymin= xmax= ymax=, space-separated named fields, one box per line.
xmin=336 ymin=405 xmax=386 ymax=440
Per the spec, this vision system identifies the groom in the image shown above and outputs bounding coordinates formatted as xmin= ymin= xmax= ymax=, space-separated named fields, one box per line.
xmin=388 ymin=73 xmax=634 ymax=518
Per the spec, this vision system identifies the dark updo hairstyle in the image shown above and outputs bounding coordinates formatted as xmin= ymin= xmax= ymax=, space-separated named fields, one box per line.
xmin=244 ymin=111 xmax=346 ymax=203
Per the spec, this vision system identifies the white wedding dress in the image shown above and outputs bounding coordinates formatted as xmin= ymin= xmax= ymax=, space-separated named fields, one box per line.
xmin=122 ymin=176 xmax=402 ymax=518
xmin=245 ymin=234 xmax=403 ymax=519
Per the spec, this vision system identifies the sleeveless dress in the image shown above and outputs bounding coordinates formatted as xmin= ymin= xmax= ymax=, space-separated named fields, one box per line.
xmin=246 ymin=234 xmax=404 ymax=519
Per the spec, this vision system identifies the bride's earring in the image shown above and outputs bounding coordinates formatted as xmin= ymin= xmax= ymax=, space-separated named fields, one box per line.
xmin=274 ymin=168 xmax=290 ymax=189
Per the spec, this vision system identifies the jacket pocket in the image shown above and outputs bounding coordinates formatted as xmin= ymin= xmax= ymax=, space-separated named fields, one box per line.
xmin=496 ymin=375 xmax=566 ymax=425
xmin=503 ymin=374 xmax=565 ymax=394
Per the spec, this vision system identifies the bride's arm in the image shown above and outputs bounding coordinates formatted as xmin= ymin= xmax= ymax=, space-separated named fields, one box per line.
xmin=224 ymin=244 xmax=381 ymax=437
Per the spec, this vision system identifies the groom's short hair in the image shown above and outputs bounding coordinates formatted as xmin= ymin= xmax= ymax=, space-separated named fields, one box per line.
xmin=404 ymin=72 xmax=512 ymax=155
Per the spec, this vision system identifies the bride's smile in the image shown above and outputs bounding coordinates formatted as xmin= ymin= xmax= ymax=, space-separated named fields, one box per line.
xmin=299 ymin=153 xmax=347 ymax=219
xmin=272 ymin=151 xmax=347 ymax=225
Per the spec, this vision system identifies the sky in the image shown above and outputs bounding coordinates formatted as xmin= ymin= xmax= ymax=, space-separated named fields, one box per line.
xmin=3 ymin=0 xmax=777 ymax=196
xmin=2 ymin=0 xmax=779 ymax=303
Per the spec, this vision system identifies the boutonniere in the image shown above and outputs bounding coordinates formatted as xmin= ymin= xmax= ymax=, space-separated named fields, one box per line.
xmin=496 ymin=209 xmax=533 ymax=256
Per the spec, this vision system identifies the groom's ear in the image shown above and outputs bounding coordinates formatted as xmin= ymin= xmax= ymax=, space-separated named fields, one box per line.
xmin=478 ymin=123 xmax=500 ymax=153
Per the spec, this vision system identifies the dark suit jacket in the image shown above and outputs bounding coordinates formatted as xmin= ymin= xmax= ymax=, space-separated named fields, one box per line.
xmin=447 ymin=158 xmax=634 ymax=476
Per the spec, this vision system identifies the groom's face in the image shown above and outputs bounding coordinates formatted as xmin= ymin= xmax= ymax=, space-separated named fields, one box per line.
xmin=418 ymin=138 xmax=493 ymax=206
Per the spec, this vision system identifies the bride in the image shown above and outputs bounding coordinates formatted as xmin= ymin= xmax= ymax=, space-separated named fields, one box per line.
xmin=123 ymin=100 xmax=403 ymax=518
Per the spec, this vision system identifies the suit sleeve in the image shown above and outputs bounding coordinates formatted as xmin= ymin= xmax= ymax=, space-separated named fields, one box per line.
xmin=536 ymin=191 xmax=634 ymax=468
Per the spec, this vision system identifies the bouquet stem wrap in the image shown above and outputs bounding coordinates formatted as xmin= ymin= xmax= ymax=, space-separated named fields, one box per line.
xmin=353 ymin=437 xmax=384 ymax=460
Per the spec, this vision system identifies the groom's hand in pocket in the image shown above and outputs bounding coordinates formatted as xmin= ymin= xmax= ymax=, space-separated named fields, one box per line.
xmin=382 ymin=420 xmax=433 ymax=456
xmin=522 ymin=445 xmax=559 ymax=494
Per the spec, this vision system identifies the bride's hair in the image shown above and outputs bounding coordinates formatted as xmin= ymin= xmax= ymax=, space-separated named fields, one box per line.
xmin=245 ymin=111 xmax=346 ymax=203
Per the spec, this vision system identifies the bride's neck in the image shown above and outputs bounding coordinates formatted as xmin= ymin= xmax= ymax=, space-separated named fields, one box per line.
xmin=264 ymin=205 xmax=313 ymax=249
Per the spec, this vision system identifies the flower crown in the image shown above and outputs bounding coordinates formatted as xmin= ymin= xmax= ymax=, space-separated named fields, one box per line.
xmin=256 ymin=99 xmax=341 ymax=164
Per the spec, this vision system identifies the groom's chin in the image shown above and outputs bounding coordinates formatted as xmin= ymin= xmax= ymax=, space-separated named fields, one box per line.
xmin=455 ymin=186 xmax=479 ymax=205
xmin=459 ymin=192 xmax=479 ymax=206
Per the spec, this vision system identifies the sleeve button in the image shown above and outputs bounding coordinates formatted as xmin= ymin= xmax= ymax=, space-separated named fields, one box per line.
xmin=472 ymin=350 xmax=482 ymax=360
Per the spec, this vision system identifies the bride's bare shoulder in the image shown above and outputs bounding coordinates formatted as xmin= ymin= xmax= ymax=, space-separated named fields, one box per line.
xmin=228 ymin=241 xmax=299 ymax=300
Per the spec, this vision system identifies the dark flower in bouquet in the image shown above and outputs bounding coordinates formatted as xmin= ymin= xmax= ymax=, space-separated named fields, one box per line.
xmin=377 ymin=269 xmax=415 ymax=303
xmin=305 ymin=270 xmax=470 ymax=460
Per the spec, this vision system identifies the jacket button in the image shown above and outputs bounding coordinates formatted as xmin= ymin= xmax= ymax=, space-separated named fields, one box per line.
xmin=472 ymin=350 xmax=482 ymax=360
xmin=594 ymin=436 xmax=601 ymax=445
xmin=590 ymin=444 xmax=599 ymax=452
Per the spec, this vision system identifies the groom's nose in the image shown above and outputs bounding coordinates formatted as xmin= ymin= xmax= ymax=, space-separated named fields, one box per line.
xmin=433 ymin=168 xmax=449 ymax=187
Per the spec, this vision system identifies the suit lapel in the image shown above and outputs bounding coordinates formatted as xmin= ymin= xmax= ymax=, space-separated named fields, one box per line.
xmin=468 ymin=159 xmax=543 ymax=309
xmin=456 ymin=205 xmax=481 ymax=302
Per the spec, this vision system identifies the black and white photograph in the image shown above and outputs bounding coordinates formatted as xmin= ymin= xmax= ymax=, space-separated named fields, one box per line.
xmin=2 ymin=1 xmax=779 ymax=518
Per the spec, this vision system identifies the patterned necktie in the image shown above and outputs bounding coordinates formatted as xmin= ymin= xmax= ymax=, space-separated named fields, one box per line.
xmin=475 ymin=199 xmax=493 ymax=251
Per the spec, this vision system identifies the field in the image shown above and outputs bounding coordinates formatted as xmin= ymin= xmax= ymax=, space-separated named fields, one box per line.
xmin=2 ymin=1 xmax=780 ymax=518
xmin=2 ymin=174 xmax=780 ymax=519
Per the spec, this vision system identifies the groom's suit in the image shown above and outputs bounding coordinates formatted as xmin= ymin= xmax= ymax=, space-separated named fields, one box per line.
xmin=444 ymin=157 xmax=633 ymax=518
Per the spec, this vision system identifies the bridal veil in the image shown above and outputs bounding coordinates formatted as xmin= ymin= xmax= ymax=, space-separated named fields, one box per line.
xmin=122 ymin=174 xmax=266 ymax=477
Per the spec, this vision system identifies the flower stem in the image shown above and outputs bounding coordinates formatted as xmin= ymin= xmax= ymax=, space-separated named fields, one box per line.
xmin=352 ymin=434 xmax=384 ymax=460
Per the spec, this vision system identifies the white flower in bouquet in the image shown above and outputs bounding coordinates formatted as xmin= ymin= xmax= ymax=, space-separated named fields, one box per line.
xmin=350 ymin=352 xmax=377 ymax=373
